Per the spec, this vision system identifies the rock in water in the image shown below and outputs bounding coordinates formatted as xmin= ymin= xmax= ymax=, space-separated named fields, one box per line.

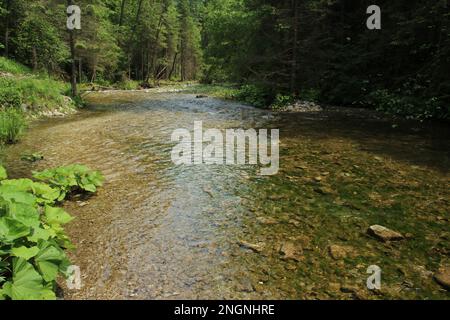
xmin=315 ymin=186 xmax=334 ymax=195
xmin=367 ymin=225 xmax=404 ymax=242
xmin=256 ymin=217 xmax=278 ymax=225
xmin=434 ymin=266 xmax=450 ymax=291
xmin=280 ymin=242 xmax=303 ymax=262
xmin=328 ymin=245 xmax=354 ymax=260
xmin=238 ymin=240 xmax=263 ymax=253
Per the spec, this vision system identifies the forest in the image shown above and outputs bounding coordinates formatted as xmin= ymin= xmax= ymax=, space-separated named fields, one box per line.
xmin=0 ymin=0 xmax=449 ymax=119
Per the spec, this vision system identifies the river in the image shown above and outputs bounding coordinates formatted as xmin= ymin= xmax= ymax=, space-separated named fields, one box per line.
xmin=3 ymin=90 xmax=449 ymax=299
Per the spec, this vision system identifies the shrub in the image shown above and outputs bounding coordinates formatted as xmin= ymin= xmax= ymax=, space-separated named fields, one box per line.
xmin=234 ymin=84 xmax=268 ymax=108
xmin=271 ymin=94 xmax=294 ymax=110
xmin=116 ymin=80 xmax=139 ymax=90
xmin=299 ymin=88 xmax=320 ymax=102
xmin=366 ymin=89 xmax=448 ymax=120
xmin=0 ymin=109 xmax=27 ymax=145
xmin=0 ymin=87 xmax=22 ymax=109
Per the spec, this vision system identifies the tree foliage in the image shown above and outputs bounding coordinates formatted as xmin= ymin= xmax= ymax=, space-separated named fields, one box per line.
xmin=202 ymin=0 xmax=449 ymax=119
xmin=0 ymin=0 xmax=448 ymax=119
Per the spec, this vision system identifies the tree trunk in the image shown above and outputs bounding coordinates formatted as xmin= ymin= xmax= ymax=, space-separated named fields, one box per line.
xmin=146 ymin=15 xmax=164 ymax=84
xmin=4 ymin=0 xmax=11 ymax=57
xmin=119 ymin=0 xmax=126 ymax=26
xmin=290 ymin=0 xmax=299 ymax=93
xmin=32 ymin=46 xmax=38 ymax=71
xmin=91 ymin=65 xmax=97 ymax=83
xmin=78 ymin=58 xmax=82 ymax=83
xmin=133 ymin=0 xmax=144 ymax=32
xmin=67 ymin=0 xmax=78 ymax=96
xmin=168 ymin=52 xmax=178 ymax=80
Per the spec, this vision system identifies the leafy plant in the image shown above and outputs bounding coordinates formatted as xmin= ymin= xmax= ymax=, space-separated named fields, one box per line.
xmin=0 ymin=84 xmax=22 ymax=108
xmin=234 ymin=84 xmax=268 ymax=108
xmin=20 ymin=153 xmax=44 ymax=163
xmin=0 ymin=164 xmax=102 ymax=300
xmin=271 ymin=94 xmax=294 ymax=111
xmin=0 ymin=166 xmax=6 ymax=180
xmin=0 ymin=108 xmax=27 ymax=145
xmin=33 ymin=164 xmax=104 ymax=201
xmin=365 ymin=89 xmax=448 ymax=120
xmin=0 ymin=168 xmax=70 ymax=300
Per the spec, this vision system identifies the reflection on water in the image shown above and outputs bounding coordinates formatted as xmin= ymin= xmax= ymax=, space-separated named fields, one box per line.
xmin=3 ymin=90 xmax=449 ymax=299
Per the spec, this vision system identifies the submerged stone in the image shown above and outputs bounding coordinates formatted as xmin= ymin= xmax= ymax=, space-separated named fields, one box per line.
xmin=256 ymin=217 xmax=278 ymax=225
xmin=434 ymin=266 xmax=450 ymax=291
xmin=328 ymin=245 xmax=355 ymax=260
xmin=315 ymin=186 xmax=334 ymax=195
xmin=280 ymin=242 xmax=303 ymax=262
xmin=238 ymin=240 xmax=263 ymax=253
xmin=367 ymin=225 xmax=404 ymax=242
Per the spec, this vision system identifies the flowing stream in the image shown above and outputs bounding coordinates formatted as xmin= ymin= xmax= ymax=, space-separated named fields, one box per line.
xmin=3 ymin=90 xmax=449 ymax=299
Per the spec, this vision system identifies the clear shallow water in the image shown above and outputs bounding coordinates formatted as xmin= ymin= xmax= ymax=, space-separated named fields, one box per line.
xmin=4 ymin=90 xmax=449 ymax=299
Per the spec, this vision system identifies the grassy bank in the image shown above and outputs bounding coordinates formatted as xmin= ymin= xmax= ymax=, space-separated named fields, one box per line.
xmin=0 ymin=57 xmax=77 ymax=145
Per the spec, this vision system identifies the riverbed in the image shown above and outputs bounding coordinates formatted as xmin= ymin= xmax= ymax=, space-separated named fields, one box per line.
xmin=3 ymin=90 xmax=449 ymax=299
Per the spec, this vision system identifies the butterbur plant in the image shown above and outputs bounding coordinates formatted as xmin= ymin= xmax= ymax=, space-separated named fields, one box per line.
xmin=33 ymin=164 xmax=104 ymax=201
xmin=0 ymin=164 xmax=103 ymax=300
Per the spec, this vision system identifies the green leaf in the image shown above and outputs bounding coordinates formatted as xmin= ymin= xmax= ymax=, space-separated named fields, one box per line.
xmin=2 ymin=258 xmax=56 ymax=300
xmin=45 ymin=206 xmax=74 ymax=225
xmin=56 ymin=191 xmax=67 ymax=202
xmin=20 ymin=153 xmax=43 ymax=163
xmin=0 ymin=188 xmax=36 ymax=206
xmin=0 ymin=166 xmax=7 ymax=180
xmin=32 ymin=183 xmax=59 ymax=204
xmin=0 ymin=179 xmax=34 ymax=191
xmin=35 ymin=241 xmax=66 ymax=282
xmin=27 ymin=227 xmax=53 ymax=243
xmin=7 ymin=202 xmax=40 ymax=228
xmin=11 ymin=246 xmax=39 ymax=260
xmin=0 ymin=179 xmax=59 ymax=204
xmin=83 ymin=184 xmax=97 ymax=193
xmin=0 ymin=217 xmax=30 ymax=243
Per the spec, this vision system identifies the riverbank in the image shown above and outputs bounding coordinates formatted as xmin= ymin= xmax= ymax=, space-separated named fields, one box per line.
xmin=0 ymin=58 xmax=77 ymax=117
xmin=0 ymin=57 xmax=78 ymax=145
